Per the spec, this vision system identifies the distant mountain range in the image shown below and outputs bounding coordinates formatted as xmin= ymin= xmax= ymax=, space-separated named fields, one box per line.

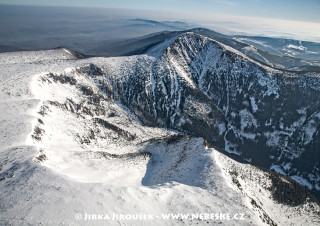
xmin=98 ymin=28 xmax=320 ymax=72
xmin=1 ymin=4 xmax=319 ymax=73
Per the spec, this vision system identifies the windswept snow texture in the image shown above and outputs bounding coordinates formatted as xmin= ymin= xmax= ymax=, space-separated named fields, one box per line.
xmin=0 ymin=34 xmax=320 ymax=225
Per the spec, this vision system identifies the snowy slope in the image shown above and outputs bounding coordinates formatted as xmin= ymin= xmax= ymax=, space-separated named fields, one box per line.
xmin=0 ymin=50 xmax=261 ymax=225
xmin=77 ymin=32 xmax=320 ymax=195
xmin=0 ymin=34 xmax=319 ymax=225
xmin=215 ymin=151 xmax=320 ymax=225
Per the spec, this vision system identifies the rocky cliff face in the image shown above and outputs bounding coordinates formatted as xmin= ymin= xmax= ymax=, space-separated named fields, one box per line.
xmin=75 ymin=32 xmax=320 ymax=195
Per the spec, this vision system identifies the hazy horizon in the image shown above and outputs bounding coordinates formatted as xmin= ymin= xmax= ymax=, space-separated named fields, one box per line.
xmin=0 ymin=3 xmax=320 ymax=43
xmin=0 ymin=4 xmax=320 ymax=56
xmin=2 ymin=0 xmax=320 ymax=22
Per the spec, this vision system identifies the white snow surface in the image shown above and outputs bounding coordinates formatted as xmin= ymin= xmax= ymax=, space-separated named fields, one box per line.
xmin=0 ymin=38 xmax=319 ymax=225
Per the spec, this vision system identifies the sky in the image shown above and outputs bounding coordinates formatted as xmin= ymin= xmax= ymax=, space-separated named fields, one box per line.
xmin=0 ymin=0 xmax=320 ymax=42
xmin=1 ymin=0 xmax=319 ymax=23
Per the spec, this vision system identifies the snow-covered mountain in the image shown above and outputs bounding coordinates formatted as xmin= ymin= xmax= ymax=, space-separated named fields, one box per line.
xmin=99 ymin=28 xmax=320 ymax=72
xmin=0 ymin=32 xmax=319 ymax=225
xmin=234 ymin=35 xmax=320 ymax=62
xmin=83 ymin=32 xmax=320 ymax=195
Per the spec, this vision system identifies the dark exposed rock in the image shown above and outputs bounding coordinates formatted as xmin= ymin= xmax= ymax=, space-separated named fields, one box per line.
xmin=94 ymin=118 xmax=136 ymax=141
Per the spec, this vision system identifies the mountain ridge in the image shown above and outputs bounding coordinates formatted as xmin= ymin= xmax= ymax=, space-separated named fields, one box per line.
xmin=1 ymin=31 xmax=320 ymax=225
xmin=81 ymin=32 xmax=320 ymax=197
